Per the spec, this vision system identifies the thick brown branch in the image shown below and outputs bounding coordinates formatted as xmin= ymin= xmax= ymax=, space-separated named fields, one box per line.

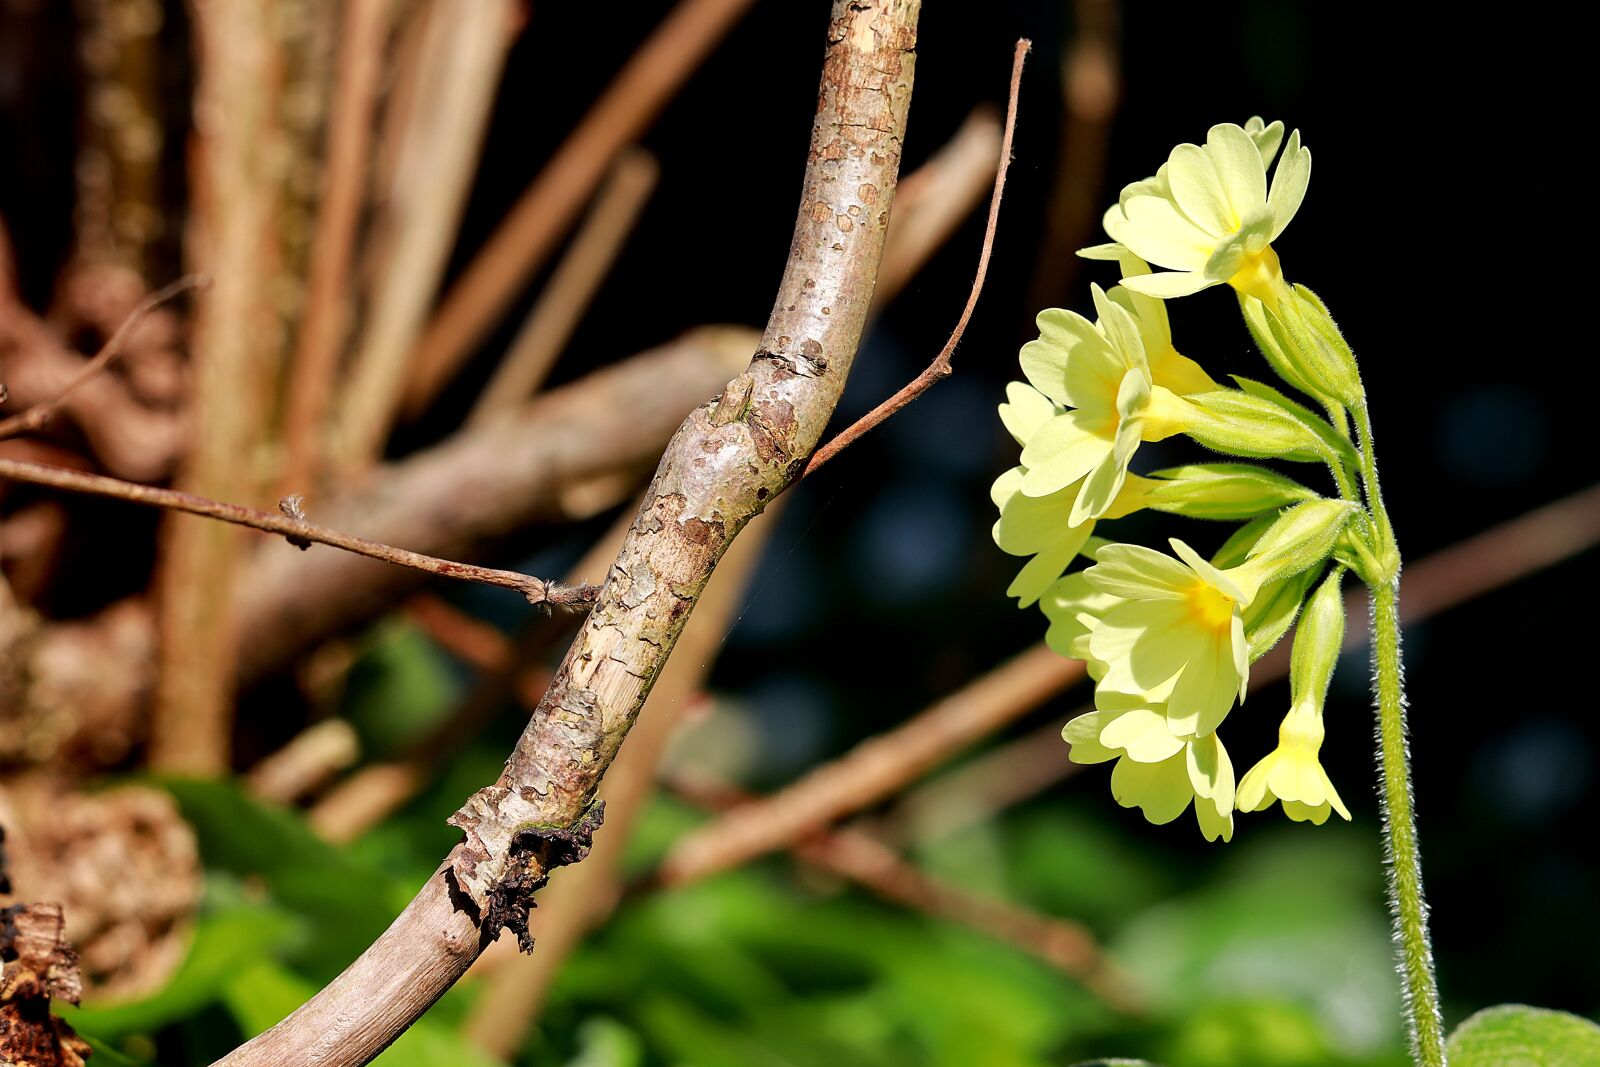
xmin=0 ymin=276 xmax=205 ymax=442
xmin=805 ymin=38 xmax=1029 ymax=477
xmin=0 ymin=458 xmax=592 ymax=608
xmin=211 ymin=5 xmax=921 ymax=1063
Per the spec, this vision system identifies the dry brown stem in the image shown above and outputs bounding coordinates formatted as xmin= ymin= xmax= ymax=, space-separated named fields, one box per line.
xmin=0 ymin=301 xmax=185 ymax=482
xmin=279 ymin=0 xmax=392 ymax=495
xmin=468 ymin=148 xmax=661 ymax=426
xmin=0 ymin=456 xmax=594 ymax=607
xmin=398 ymin=0 xmax=757 ymax=419
xmin=153 ymin=0 xmax=290 ymax=773
xmin=212 ymin=6 xmax=920 ymax=1061
xmin=332 ymin=0 xmax=516 ymax=475
xmin=805 ymin=39 xmax=1028 ymax=477
xmin=246 ymin=720 xmax=363 ymax=805
xmin=658 ymin=643 xmax=1081 ymax=887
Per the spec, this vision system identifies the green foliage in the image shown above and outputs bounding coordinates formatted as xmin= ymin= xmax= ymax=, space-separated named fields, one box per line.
xmin=1446 ymin=1005 xmax=1600 ymax=1067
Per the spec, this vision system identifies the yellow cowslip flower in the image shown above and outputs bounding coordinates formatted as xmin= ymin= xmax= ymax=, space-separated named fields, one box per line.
xmin=1016 ymin=286 xmax=1207 ymax=525
xmin=1236 ymin=703 xmax=1351 ymax=824
xmin=991 ymin=383 xmax=1144 ymax=606
xmin=1064 ymin=704 xmax=1236 ymax=842
xmin=1096 ymin=122 xmax=1311 ymax=308
xmin=1038 ymin=571 xmax=1116 ymax=669
xmin=1237 ymin=567 xmax=1351 ymax=824
xmin=1078 ymin=248 xmax=1221 ymax=396
xmin=1083 ymin=538 xmax=1264 ymax=739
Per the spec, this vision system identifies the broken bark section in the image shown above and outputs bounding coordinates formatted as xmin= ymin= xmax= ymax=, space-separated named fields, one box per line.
xmin=0 ymin=903 xmax=93 ymax=1067
xmin=212 ymin=4 xmax=919 ymax=1063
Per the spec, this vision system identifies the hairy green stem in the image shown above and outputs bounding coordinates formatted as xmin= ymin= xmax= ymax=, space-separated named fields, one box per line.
xmin=1357 ymin=401 xmax=1446 ymax=1067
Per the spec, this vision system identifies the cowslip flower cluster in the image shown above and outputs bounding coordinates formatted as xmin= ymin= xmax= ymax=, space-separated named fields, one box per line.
xmin=994 ymin=118 xmax=1377 ymax=841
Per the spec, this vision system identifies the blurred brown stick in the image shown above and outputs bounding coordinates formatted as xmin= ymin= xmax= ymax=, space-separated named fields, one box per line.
xmin=399 ymin=0 xmax=757 ymax=418
xmin=1028 ymin=0 xmax=1120 ymax=311
xmin=333 ymin=0 xmax=516 ymax=475
xmin=665 ymin=769 xmax=1140 ymax=1012
xmin=0 ymin=275 xmax=205 ymax=441
xmin=246 ymin=720 xmax=362 ymax=805
xmin=155 ymin=0 xmax=288 ymax=772
xmin=469 ymin=149 xmax=660 ymax=426
xmin=805 ymin=39 xmax=1028 ymax=477
xmin=279 ymin=0 xmax=392 ymax=494
xmin=0 ymin=457 xmax=594 ymax=607
xmin=305 ymin=507 xmax=636 ymax=844
xmin=658 ymin=644 xmax=1083 ymax=887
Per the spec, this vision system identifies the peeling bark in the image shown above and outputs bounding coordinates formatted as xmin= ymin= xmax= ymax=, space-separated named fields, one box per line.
xmin=212 ymin=3 xmax=921 ymax=1063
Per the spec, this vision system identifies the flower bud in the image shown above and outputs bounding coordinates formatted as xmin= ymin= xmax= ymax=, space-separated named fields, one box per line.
xmin=1267 ymin=285 xmax=1365 ymax=409
xmin=1176 ymin=389 xmax=1333 ymax=464
xmin=1233 ymin=498 xmax=1357 ymax=593
xmin=1242 ymin=564 xmax=1321 ymax=661
xmin=1290 ymin=567 xmax=1347 ymax=715
xmin=1132 ymin=462 xmax=1316 ymax=521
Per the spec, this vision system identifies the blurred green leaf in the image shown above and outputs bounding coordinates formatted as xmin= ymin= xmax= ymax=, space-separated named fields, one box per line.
xmin=63 ymin=903 xmax=297 ymax=1039
xmin=341 ymin=620 xmax=463 ymax=757
xmin=1447 ymin=1004 xmax=1600 ymax=1066
xmin=222 ymin=960 xmax=507 ymax=1067
xmin=153 ymin=776 xmax=404 ymax=977
xmin=564 ymin=1017 xmax=646 ymax=1067
xmin=1113 ymin=829 xmax=1401 ymax=1056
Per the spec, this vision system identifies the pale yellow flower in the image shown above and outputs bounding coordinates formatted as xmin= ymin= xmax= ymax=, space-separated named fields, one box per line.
xmin=1083 ymin=538 xmax=1260 ymax=739
xmin=1064 ymin=704 xmax=1235 ymax=842
xmin=1236 ymin=702 xmax=1351 ymax=824
xmin=1096 ymin=122 xmax=1311 ymax=307
xmin=990 ymin=384 xmax=1146 ymax=606
xmin=1017 ymin=286 xmax=1202 ymax=525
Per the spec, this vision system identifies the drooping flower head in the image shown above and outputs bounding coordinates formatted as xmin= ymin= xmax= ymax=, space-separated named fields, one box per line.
xmin=1237 ymin=568 xmax=1351 ymax=824
xmin=1095 ymin=122 xmax=1311 ymax=309
xmin=1236 ymin=703 xmax=1350 ymax=824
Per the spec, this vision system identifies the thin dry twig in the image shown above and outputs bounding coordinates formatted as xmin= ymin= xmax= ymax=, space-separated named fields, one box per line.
xmin=804 ymin=38 xmax=1029 ymax=477
xmin=399 ymin=0 xmax=757 ymax=418
xmin=468 ymin=148 xmax=660 ymax=426
xmin=657 ymin=643 xmax=1083 ymax=888
xmin=0 ymin=275 xmax=206 ymax=441
xmin=0 ymin=457 xmax=595 ymax=608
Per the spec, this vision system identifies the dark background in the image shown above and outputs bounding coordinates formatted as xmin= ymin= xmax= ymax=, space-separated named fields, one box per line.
xmin=4 ymin=0 xmax=1596 ymax=1059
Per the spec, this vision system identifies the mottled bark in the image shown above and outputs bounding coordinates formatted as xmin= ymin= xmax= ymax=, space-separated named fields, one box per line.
xmin=235 ymin=326 xmax=755 ymax=683
xmin=212 ymin=3 xmax=920 ymax=1063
